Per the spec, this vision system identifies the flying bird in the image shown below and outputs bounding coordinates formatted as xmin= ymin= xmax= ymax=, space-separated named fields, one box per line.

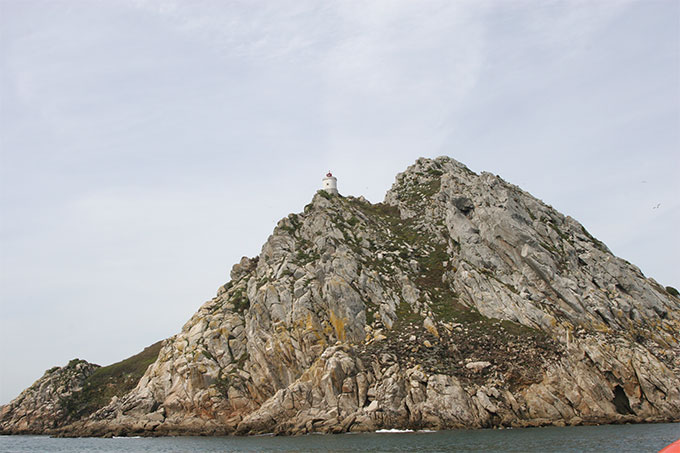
xmin=653 ymin=203 xmax=661 ymax=209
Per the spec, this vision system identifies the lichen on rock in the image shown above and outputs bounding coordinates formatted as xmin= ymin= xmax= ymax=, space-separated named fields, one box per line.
xmin=4 ymin=156 xmax=679 ymax=437
xmin=0 ymin=359 xmax=99 ymax=434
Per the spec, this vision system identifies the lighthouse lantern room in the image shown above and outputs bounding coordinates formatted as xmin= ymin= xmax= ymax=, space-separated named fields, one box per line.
xmin=322 ymin=171 xmax=338 ymax=195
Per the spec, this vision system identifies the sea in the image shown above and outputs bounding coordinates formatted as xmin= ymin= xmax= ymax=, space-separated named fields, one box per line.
xmin=1 ymin=423 xmax=678 ymax=453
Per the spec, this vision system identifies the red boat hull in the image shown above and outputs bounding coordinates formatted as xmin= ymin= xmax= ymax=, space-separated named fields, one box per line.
xmin=660 ymin=439 xmax=680 ymax=453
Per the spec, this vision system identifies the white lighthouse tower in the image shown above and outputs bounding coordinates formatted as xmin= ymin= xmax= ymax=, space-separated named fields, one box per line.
xmin=322 ymin=171 xmax=338 ymax=195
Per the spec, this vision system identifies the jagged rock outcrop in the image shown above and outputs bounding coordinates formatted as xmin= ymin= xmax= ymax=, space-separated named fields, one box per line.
xmin=6 ymin=156 xmax=679 ymax=437
xmin=0 ymin=359 xmax=99 ymax=434
xmin=0 ymin=342 xmax=163 ymax=435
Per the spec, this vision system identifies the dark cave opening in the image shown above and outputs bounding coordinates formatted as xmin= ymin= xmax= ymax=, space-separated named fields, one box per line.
xmin=612 ymin=385 xmax=633 ymax=415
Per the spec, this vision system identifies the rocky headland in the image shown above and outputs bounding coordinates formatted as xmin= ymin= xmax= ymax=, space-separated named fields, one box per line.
xmin=2 ymin=156 xmax=678 ymax=436
xmin=0 ymin=342 xmax=162 ymax=435
xmin=0 ymin=359 xmax=98 ymax=434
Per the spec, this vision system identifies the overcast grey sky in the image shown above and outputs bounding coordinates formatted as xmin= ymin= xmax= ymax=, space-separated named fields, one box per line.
xmin=1 ymin=0 xmax=678 ymax=404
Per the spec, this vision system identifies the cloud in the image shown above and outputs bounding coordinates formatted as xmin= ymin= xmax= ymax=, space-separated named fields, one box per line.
xmin=1 ymin=0 xmax=677 ymax=405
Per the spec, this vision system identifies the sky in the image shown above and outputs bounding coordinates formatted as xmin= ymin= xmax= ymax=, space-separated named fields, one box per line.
xmin=0 ymin=0 xmax=678 ymax=405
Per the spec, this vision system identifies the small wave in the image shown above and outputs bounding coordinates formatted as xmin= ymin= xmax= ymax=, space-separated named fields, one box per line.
xmin=375 ymin=429 xmax=414 ymax=433
xmin=112 ymin=436 xmax=142 ymax=439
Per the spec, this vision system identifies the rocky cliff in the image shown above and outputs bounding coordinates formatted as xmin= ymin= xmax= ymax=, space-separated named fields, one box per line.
xmin=0 ymin=359 xmax=99 ymax=434
xmin=0 ymin=342 xmax=162 ymax=435
xmin=5 ymin=157 xmax=680 ymax=436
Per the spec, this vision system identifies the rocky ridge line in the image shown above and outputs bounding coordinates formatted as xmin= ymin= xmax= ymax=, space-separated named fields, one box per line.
xmin=3 ymin=156 xmax=679 ymax=436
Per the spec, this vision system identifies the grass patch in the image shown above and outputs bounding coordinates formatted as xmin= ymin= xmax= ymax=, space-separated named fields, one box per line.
xmin=278 ymin=214 xmax=301 ymax=235
xmin=397 ymin=178 xmax=441 ymax=205
xmin=414 ymin=243 xmax=448 ymax=290
xmin=353 ymin=200 xmax=400 ymax=220
xmin=317 ymin=190 xmax=333 ymax=200
xmin=498 ymin=319 xmax=543 ymax=337
xmin=63 ymin=341 xmax=163 ymax=419
xmin=393 ymin=300 xmax=423 ymax=328
xmin=429 ymin=294 xmax=482 ymax=324
xmin=231 ymin=287 xmax=250 ymax=313
xmin=293 ymin=238 xmax=320 ymax=265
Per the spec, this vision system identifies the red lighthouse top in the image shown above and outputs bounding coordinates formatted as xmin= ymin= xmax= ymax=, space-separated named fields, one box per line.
xmin=326 ymin=171 xmax=333 ymax=177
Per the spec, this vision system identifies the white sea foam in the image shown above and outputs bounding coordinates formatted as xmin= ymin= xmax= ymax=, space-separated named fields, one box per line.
xmin=375 ymin=429 xmax=414 ymax=433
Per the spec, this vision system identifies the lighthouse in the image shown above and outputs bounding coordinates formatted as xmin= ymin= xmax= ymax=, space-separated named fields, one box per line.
xmin=322 ymin=171 xmax=338 ymax=195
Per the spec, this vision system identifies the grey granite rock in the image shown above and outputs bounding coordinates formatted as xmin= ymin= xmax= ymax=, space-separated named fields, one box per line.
xmin=0 ymin=359 xmax=99 ymax=434
xmin=9 ymin=157 xmax=678 ymax=437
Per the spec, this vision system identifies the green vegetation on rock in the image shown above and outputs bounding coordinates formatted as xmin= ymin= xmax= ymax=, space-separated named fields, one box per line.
xmin=5 ymin=156 xmax=680 ymax=438
xmin=63 ymin=341 xmax=162 ymax=419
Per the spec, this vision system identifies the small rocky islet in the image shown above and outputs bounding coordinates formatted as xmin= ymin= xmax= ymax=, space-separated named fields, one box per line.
xmin=1 ymin=156 xmax=678 ymax=437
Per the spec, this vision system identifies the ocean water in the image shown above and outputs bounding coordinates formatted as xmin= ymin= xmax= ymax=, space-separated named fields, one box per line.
xmin=1 ymin=423 xmax=678 ymax=453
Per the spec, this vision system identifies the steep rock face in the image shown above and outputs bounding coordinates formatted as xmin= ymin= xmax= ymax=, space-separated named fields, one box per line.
xmin=56 ymin=157 xmax=679 ymax=436
xmin=384 ymin=159 xmax=677 ymax=343
xmin=0 ymin=359 xmax=99 ymax=434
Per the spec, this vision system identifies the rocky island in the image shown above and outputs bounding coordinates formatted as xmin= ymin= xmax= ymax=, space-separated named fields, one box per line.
xmin=2 ymin=156 xmax=678 ymax=436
